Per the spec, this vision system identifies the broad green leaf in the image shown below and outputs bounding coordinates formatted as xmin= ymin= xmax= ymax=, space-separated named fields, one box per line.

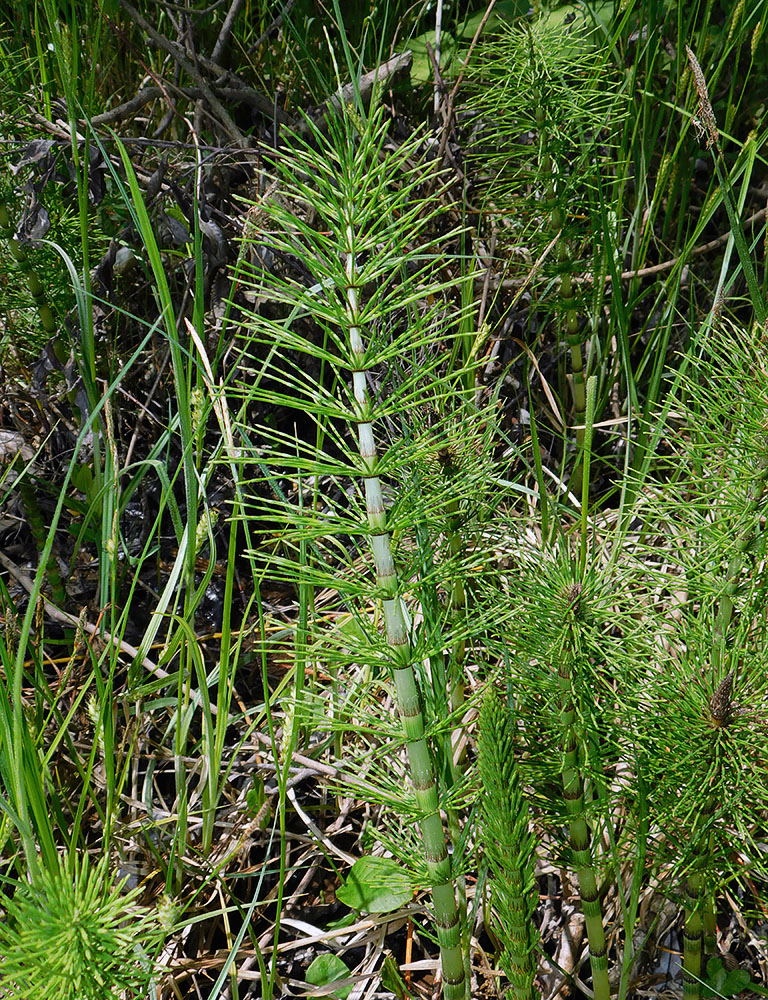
xmin=702 ymin=957 xmax=752 ymax=998
xmin=306 ymin=954 xmax=353 ymax=999
xmin=403 ymin=0 xmax=524 ymax=83
xmin=336 ymin=856 xmax=413 ymax=913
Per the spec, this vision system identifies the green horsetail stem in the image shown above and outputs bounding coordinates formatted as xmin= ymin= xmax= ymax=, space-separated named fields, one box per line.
xmin=446 ymin=496 xmax=467 ymax=719
xmin=17 ymin=478 xmax=67 ymax=607
xmin=343 ymin=246 xmax=465 ymax=1000
xmin=692 ymin=810 xmax=716 ymax=968
xmin=712 ymin=460 xmax=768 ymax=676
xmin=683 ymin=671 xmax=736 ymax=996
xmin=683 ymin=857 xmax=705 ymax=1000
xmin=528 ymin=23 xmax=587 ymax=496
xmin=0 ymin=201 xmax=57 ymax=336
xmin=556 ymin=602 xmax=610 ymax=1000
xmin=478 ymin=690 xmax=539 ymax=1000
xmin=697 ymin=439 xmax=767 ymax=957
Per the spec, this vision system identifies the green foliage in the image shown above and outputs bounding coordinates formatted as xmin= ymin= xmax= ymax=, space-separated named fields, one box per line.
xmin=465 ymin=12 xmax=626 ymax=492
xmin=306 ymin=953 xmax=353 ymax=999
xmin=233 ymin=96 xmax=477 ymax=999
xmin=2 ymin=2 xmax=768 ymax=998
xmin=0 ymin=853 xmax=163 ymax=1000
xmin=466 ymin=14 xmax=623 ymax=211
xmin=336 ymin=856 xmax=413 ymax=913
xmin=634 ymin=320 xmax=768 ymax=894
xmin=477 ymin=689 xmax=539 ymax=1000
xmin=702 ymin=956 xmax=756 ymax=999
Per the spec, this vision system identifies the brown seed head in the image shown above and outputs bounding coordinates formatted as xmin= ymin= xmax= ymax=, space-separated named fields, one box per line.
xmin=562 ymin=582 xmax=583 ymax=617
xmin=686 ymin=46 xmax=719 ymax=151
xmin=709 ymin=670 xmax=734 ymax=723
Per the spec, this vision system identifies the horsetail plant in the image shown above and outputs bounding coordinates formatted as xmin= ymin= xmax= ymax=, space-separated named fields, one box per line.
xmin=477 ymin=688 xmax=539 ymax=1000
xmin=526 ymin=24 xmax=586 ymax=493
xmin=0 ymin=199 xmax=57 ymax=337
xmin=635 ymin=319 xmax=768 ymax=999
xmin=338 ymin=130 xmax=465 ymax=1000
xmin=465 ymin=16 xmax=623 ymax=491
xmin=0 ymin=851 xmax=163 ymax=1000
xmin=555 ymin=584 xmax=611 ymax=1000
xmin=233 ymin=97 xmax=477 ymax=998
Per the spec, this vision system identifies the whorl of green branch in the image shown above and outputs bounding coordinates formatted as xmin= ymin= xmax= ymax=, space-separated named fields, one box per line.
xmin=466 ymin=17 xmax=623 ymax=494
xmin=638 ymin=320 xmax=768 ymax=993
xmin=527 ymin=26 xmax=586 ymax=492
xmin=0 ymin=853 xmax=162 ymax=1000
xmin=478 ymin=689 xmax=539 ymax=1000
xmin=336 ymin=115 xmax=464 ymax=999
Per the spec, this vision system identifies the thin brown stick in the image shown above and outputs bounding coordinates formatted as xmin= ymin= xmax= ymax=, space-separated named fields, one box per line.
xmin=210 ymin=0 xmax=245 ymax=65
xmin=448 ymin=0 xmax=498 ymax=103
xmin=118 ymin=0 xmax=248 ymax=148
xmin=247 ymin=0 xmax=296 ymax=55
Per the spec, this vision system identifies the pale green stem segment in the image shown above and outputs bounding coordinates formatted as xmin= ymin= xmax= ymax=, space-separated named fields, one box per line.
xmin=344 ymin=237 xmax=465 ymax=1000
xmin=558 ymin=640 xmax=610 ymax=1000
xmin=683 ymin=870 xmax=704 ymax=1000
xmin=445 ymin=493 xmax=469 ymax=987
xmin=447 ymin=497 xmax=467 ymax=720
xmin=702 ymin=896 xmax=717 ymax=959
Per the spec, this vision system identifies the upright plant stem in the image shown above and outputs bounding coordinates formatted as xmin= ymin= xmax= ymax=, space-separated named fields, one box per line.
xmin=528 ymin=25 xmax=587 ymax=495
xmin=341 ymin=184 xmax=464 ymax=1000
xmin=446 ymin=496 xmax=467 ymax=719
xmin=700 ymin=463 xmax=768 ymax=956
xmin=478 ymin=689 xmax=539 ymax=1000
xmin=556 ymin=626 xmax=610 ymax=1000
xmin=0 ymin=201 xmax=57 ymax=336
xmin=683 ymin=861 xmax=705 ymax=1000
